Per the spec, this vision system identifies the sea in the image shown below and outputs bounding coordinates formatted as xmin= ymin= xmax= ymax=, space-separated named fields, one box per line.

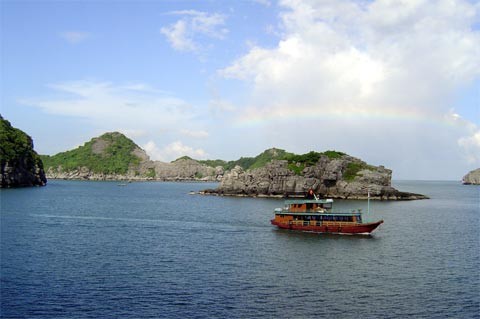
xmin=0 ymin=180 xmax=478 ymax=318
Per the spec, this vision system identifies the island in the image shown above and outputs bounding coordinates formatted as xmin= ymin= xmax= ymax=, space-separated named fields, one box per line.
xmin=462 ymin=168 xmax=480 ymax=185
xmin=0 ymin=116 xmax=47 ymax=188
xmin=40 ymin=132 xmax=224 ymax=182
xmin=201 ymin=149 xmax=427 ymax=200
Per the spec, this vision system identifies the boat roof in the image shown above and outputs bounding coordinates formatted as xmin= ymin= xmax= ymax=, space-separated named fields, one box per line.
xmin=284 ymin=199 xmax=334 ymax=205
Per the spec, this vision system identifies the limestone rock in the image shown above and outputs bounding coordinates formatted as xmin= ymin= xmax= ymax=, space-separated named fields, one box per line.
xmin=462 ymin=168 xmax=480 ymax=185
xmin=1 ymin=117 xmax=47 ymax=188
xmin=206 ymin=154 xmax=427 ymax=200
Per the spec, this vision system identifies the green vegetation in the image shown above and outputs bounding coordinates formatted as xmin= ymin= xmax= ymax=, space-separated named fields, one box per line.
xmin=287 ymin=162 xmax=305 ymax=175
xmin=0 ymin=116 xmax=44 ymax=170
xmin=172 ymin=156 xmax=193 ymax=162
xmin=245 ymin=148 xmax=290 ymax=170
xmin=200 ymin=148 xmax=348 ymax=175
xmin=322 ymin=150 xmax=346 ymax=159
xmin=146 ymin=168 xmax=156 ymax=178
xmin=284 ymin=151 xmax=321 ymax=166
xmin=284 ymin=150 xmax=346 ymax=175
xmin=199 ymin=159 xmax=228 ymax=168
xmin=200 ymin=148 xmax=289 ymax=171
xmin=343 ymin=162 xmax=375 ymax=181
xmin=41 ymin=132 xmax=142 ymax=175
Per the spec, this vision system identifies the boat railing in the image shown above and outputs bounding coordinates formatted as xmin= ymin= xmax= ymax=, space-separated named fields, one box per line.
xmin=277 ymin=208 xmax=360 ymax=214
xmin=288 ymin=220 xmax=359 ymax=227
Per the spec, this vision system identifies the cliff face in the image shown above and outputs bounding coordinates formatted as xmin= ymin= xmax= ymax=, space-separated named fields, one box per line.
xmin=462 ymin=168 xmax=480 ymax=185
xmin=0 ymin=116 xmax=47 ymax=188
xmin=204 ymin=152 xmax=427 ymax=200
xmin=42 ymin=132 xmax=224 ymax=181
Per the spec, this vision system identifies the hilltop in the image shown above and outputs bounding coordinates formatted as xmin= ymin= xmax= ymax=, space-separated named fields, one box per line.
xmin=0 ymin=116 xmax=47 ymax=187
xmin=41 ymin=132 xmax=146 ymax=176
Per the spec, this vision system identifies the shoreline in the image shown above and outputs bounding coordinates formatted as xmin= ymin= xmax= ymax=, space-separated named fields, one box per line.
xmin=197 ymin=190 xmax=429 ymax=201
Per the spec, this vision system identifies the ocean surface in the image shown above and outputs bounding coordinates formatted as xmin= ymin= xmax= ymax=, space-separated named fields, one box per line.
xmin=1 ymin=180 xmax=478 ymax=318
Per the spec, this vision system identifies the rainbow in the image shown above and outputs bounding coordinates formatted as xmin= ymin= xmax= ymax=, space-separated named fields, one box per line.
xmin=233 ymin=104 xmax=460 ymax=128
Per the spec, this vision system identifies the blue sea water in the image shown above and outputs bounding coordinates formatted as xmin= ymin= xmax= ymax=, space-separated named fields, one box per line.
xmin=1 ymin=180 xmax=478 ymax=318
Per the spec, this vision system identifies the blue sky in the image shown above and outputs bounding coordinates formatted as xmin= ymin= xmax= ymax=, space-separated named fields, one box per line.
xmin=1 ymin=0 xmax=479 ymax=180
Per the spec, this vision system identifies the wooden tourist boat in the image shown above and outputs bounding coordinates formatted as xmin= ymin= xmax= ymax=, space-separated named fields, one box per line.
xmin=271 ymin=194 xmax=383 ymax=235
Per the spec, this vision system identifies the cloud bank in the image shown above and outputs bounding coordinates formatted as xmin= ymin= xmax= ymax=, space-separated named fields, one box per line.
xmin=220 ymin=0 xmax=480 ymax=178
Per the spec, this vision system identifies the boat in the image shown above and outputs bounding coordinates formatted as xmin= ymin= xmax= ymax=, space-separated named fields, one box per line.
xmin=270 ymin=194 xmax=383 ymax=235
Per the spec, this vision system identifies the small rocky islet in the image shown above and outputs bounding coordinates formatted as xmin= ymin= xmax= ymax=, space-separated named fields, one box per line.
xmin=462 ymin=168 xmax=480 ymax=185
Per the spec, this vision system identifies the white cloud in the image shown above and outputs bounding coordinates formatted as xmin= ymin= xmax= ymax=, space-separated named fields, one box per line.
xmin=219 ymin=0 xmax=480 ymax=177
xmin=161 ymin=10 xmax=228 ymax=52
xmin=458 ymin=130 xmax=480 ymax=163
xmin=59 ymin=31 xmax=90 ymax=44
xmin=223 ymin=0 xmax=479 ymax=113
xmin=143 ymin=140 xmax=208 ymax=162
xmin=449 ymin=111 xmax=480 ymax=164
xmin=161 ymin=20 xmax=197 ymax=52
xmin=20 ymin=80 xmax=198 ymax=138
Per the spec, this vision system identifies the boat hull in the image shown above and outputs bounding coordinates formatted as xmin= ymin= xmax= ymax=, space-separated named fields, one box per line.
xmin=271 ymin=219 xmax=384 ymax=234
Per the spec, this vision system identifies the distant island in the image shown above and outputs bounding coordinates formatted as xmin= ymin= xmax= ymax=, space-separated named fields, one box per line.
xmin=40 ymin=131 xmax=427 ymax=200
xmin=41 ymin=132 xmax=224 ymax=182
xmin=462 ymin=168 xmax=480 ymax=185
xmin=0 ymin=116 xmax=47 ymax=188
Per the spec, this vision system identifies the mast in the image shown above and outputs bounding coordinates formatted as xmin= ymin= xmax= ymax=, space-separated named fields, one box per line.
xmin=367 ymin=191 xmax=370 ymax=215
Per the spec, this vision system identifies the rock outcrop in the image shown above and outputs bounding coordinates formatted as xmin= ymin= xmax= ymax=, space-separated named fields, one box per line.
xmin=462 ymin=168 xmax=480 ymax=185
xmin=203 ymin=153 xmax=427 ymax=200
xmin=0 ymin=116 xmax=47 ymax=188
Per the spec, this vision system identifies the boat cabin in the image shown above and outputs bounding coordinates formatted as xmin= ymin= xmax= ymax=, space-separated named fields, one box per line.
xmin=283 ymin=199 xmax=334 ymax=213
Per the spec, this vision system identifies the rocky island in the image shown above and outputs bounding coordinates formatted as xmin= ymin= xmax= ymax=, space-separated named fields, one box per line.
xmin=0 ymin=116 xmax=47 ymax=188
xmin=41 ymin=132 xmax=224 ymax=181
xmin=462 ymin=168 xmax=480 ymax=185
xmin=202 ymin=149 xmax=427 ymax=200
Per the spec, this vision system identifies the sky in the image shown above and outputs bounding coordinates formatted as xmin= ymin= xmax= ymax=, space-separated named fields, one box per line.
xmin=1 ymin=0 xmax=479 ymax=180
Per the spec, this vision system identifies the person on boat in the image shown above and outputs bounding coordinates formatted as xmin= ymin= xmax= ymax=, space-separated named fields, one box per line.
xmin=306 ymin=189 xmax=315 ymax=199
xmin=306 ymin=189 xmax=315 ymax=210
